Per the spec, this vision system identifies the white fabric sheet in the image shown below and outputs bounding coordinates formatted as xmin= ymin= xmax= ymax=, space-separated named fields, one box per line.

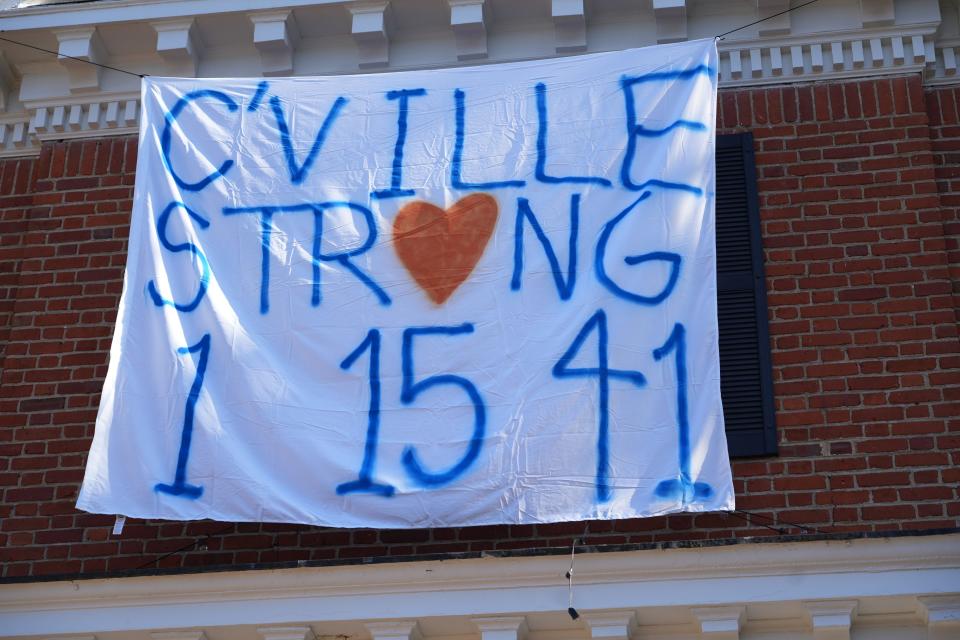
xmin=77 ymin=38 xmax=735 ymax=527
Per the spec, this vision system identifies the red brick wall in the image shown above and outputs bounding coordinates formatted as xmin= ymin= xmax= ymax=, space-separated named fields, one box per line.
xmin=926 ymin=85 xmax=960 ymax=313
xmin=718 ymin=74 xmax=959 ymax=531
xmin=1 ymin=75 xmax=958 ymax=579
xmin=0 ymin=156 xmax=37 ymax=368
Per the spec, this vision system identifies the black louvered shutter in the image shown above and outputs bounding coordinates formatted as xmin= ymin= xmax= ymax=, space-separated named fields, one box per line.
xmin=716 ymin=133 xmax=777 ymax=457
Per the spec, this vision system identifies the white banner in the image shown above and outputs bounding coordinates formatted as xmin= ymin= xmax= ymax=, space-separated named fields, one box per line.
xmin=77 ymin=38 xmax=734 ymax=527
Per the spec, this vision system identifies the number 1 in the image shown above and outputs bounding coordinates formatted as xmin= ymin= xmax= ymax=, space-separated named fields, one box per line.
xmin=653 ymin=323 xmax=713 ymax=504
xmin=155 ymin=334 xmax=210 ymax=499
xmin=336 ymin=329 xmax=396 ymax=497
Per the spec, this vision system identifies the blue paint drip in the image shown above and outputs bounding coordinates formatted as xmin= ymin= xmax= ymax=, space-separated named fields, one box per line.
xmin=595 ymin=192 xmax=683 ymax=305
xmin=534 ymin=83 xmax=611 ymax=186
xmin=553 ymin=310 xmax=646 ymax=503
xmin=270 ymin=95 xmax=348 ymax=184
xmin=337 ymin=329 xmax=395 ymax=497
xmin=511 ymin=194 xmax=579 ymax=300
xmin=155 ymin=333 xmax=211 ymax=500
xmin=223 ymin=202 xmax=390 ymax=312
xmin=452 ymin=89 xmax=526 ymax=190
xmin=400 ymin=324 xmax=486 ymax=486
xmin=161 ymin=90 xmax=238 ymax=192
xmin=652 ymin=323 xmax=713 ymax=504
xmin=631 ymin=120 xmax=707 ymax=137
xmin=619 ymin=67 xmax=712 ymax=192
xmin=147 ymin=201 xmax=210 ymax=313
xmin=372 ymin=88 xmax=426 ymax=200
xmin=247 ymin=81 xmax=269 ymax=111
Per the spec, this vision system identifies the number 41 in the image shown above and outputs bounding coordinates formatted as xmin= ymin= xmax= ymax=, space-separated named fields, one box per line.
xmin=554 ymin=311 xmax=712 ymax=504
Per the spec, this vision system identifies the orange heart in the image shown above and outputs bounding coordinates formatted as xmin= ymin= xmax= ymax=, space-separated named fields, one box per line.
xmin=393 ymin=194 xmax=498 ymax=305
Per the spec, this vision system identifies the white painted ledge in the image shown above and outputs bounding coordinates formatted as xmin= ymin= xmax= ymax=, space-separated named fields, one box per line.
xmin=0 ymin=533 xmax=957 ymax=639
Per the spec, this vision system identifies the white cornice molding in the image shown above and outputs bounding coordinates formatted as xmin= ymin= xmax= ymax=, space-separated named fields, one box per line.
xmin=917 ymin=595 xmax=960 ymax=629
xmin=256 ymin=627 xmax=311 ymax=640
xmin=691 ymin=606 xmax=745 ymax=639
xmin=860 ymin=0 xmax=895 ymax=29
xmin=582 ymin=611 xmax=634 ymax=640
xmin=365 ymin=620 xmax=421 ymax=640
xmin=803 ymin=600 xmax=857 ymax=640
xmin=0 ymin=117 xmax=36 ymax=157
xmin=349 ymin=1 xmax=390 ymax=69
xmin=0 ymin=91 xmax=139 ymax=157
xmin=449 ymin=0 xmax=487 ymax=61
xmin=552 ymin=0 xmax=587 ymax=54
xmin=652 ymin=0 xmax=686 ymax=45
xmin=0 ymin=534 xmax=957 ymax=637
xmin=0 ymin=1 xmax=958 ymax=158
xmin=0 ymin=51 xmax=16 ymax=112
xmin=30 ymin=95 xmax=139 ymax=139
xmin=53 ymin=25 xmax=105 ymax=92
xmin=250 ymin=9 xmax=300 ymax=76
xmin=0 ymin=0 xmax=345 ymax=29
xmin=716 ymin=24 xmax=940 ymax=86
xmin=756 ymin=1 xmax=790 ymax=37
xmin=927 ymin=40 xmax=960 ymax=86
xmin=472 ymin=616 xmax=527 ymax=640
xmin=152 ymin=17 xmax=203 ymax=77
xmin=150 ymin=632 xmax=207 ymax=640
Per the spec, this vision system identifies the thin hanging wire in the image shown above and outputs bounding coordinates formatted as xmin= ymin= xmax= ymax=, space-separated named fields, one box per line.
xmin=130 ymin=522 xmax=235 ymax=571
xmin=716 ymin=0 xmax=823 ymax=40
xmin=0 ymin=32 xmax=146 ymax=78
xmin=732 ymin=509 xmax=826 ymax=535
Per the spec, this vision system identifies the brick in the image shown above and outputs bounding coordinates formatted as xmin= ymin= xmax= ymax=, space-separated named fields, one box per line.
xmin=857 ymin=472 xmax=912 ymax=487
xmin=17 ymin=397 xmax=65 ymax=412
xmin=2 ymin=80 xmax=959 ymax=579
xmin=69 ymin=542 xmax=120 ymax=558
xmin=861 ymin=505 xmax=916 ymax=520
xmin=773 ymin=475 xmax=826 ymax=491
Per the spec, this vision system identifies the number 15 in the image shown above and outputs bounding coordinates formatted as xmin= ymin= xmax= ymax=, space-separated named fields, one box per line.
xmin=337 ymin=324 xmax=486 ymax=496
